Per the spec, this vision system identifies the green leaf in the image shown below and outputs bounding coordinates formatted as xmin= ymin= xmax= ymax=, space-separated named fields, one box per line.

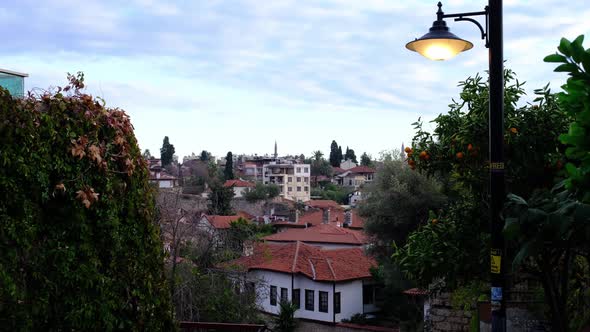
xmin=554 ymin=63 xmax=579 ymax=73
xmin=503 ymin=217 xmax=521 ymax=240
xmin=558 ymin=37 xmax=572 ymax=57
xmin=512 ymin=239 xmax=538 ymax=270
xmin=543 ymin=53 xmax=567 ymax=63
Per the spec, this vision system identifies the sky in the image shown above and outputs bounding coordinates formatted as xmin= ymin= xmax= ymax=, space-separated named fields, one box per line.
xmin=1 ymin=0 xmax=589 ymax=161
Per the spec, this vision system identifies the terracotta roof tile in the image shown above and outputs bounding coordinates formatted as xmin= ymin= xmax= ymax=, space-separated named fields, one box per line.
xmin=224 ymin=179 xmax=255 ymax=188
xmin=264 ymin=223 xmax=367 ymax=245
xmin=203 ymin=215 xmax=242 ymax=229
xmin=348 ymin=166 xmax=376 ymax=174
xmin=298 ymin=209 xmax=365 ymax=229
xmin=223 ymin=242 xmax=375 ymax=282
xmin=306 ymin=199 xmax=341 ymax=209
xmin=403 ymin=288 xmax=428 ymax=296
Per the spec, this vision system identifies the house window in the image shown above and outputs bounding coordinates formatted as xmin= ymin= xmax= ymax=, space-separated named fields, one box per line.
xmin=246 ymin=282 xmax=255 ymax=297
xmin=363 ymin=285 xmax=374 ymax=305
xmin=297 ymin=186 xmax=301 ymax=192
xmin=305 ymin=289 xmax=314 ymax=311
xmin=319 ymin=291 xmax=329 ymax=313
xmin=270 ymin=286 xmax=277 ymax=306
xmin=304 ymin=186 xmax=309 ymax=192
xmin=288 ymin=187 xmax=292 ymax=192
xmin=288 ymin=177 xmax=293 ymax=183
xmin=334 ymin=292 xmax=341 ymax=314
xmin=292 ymin=289 xmax=301 ymax=308
xmin=348 ymin=179 xmax=353 ymax=186
xmin=281 ymin=288 xmax=288 ymax=303
xmin=297 ymin=167 xmax=301 ymax=173
xmin=304 ymin=167 xmax=309 ymax=173
xmin=297 ymin=177 xmax=301 ymax=182
xmin=304 ymin=177 xmax=309 ymax=183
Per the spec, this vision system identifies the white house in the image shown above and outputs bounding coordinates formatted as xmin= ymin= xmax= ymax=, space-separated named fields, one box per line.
xmin=223 ymin=179 xmax=255 ymax=198
xmin=147 ymin=159 xmax=178 ymax=188
xmin=223 ymin=242 xmax=379 ymax=323
xmin=262 ymin=162 xmax=311 ymax=202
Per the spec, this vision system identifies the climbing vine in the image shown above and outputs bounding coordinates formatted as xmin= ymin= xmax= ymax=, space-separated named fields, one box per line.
xmin=0 ymin=73 xmax=175 ymax=331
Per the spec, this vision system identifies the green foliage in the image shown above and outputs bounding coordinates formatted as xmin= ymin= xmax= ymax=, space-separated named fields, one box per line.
xmin=345 ymin=146 xmax=358 ymax=163
xmin=143 ymin=148 xmax=153 ymax=159
xmin=360 ymin=152 xmax=373 ymax=167
xmin=244 ymin=182 xmax=281 ymax=202
xmin=227 ymin=218 xmax=274 ymax=252
xmin=544 ymin=35 xmax=590 ymax=203
xmin=393 ymin=194 xmax=489 ymax=287
xmin=207 ymin=181 xmax=235 ymax=215
xmin=0 ymin=73 xmax=174 ymax=331
xmin=329 ymin=140 xmax=340 ymax=167
xmin=224 ymin=151 xmax=234 ymax=180
xmin=360 ymin=158 xmax=444 ymax=246
xmin=311 ymin=183 xmax=350 ymax=204
xmin=503 ymin=183 xmax=590 ymax=331
xmin=200 ymin=150 xmax=211 ymax=162
xmin=160 ymin=136 xmax=175 ymax=166
xmin=173 ymin=264 xmax=262 ymax=324
xmin=396 ymin=68 xmax=569 ymax=290
xmin=274 ymin=301 xmax=298 ymax=332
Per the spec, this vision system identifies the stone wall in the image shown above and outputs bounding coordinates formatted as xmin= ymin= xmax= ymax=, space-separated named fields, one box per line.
xmin=428 ymin=292 xmax=472 ymax=332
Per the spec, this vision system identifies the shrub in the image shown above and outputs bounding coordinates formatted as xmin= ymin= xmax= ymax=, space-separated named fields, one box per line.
xmin=0 ymin=73 xmax=174 ymax=330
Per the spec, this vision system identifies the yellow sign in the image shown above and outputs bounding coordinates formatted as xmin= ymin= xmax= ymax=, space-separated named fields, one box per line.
xmin=491 ymin=249 xmax=502 ymax=274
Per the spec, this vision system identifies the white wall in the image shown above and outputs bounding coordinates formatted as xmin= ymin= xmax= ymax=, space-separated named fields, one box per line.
xmin=233 ymin=187 xmax=248 ymax=198
xmin=250 ymin=270 xmax=369 ymax=323
xmin=159 ymin=180 xmax=173 ymax=188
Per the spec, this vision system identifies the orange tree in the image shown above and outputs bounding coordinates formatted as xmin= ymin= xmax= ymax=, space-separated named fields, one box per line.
xmin=0 ymin=73 xmax=174 ymax=330
xmin=393 ymin=68 xmax=570 ymax=290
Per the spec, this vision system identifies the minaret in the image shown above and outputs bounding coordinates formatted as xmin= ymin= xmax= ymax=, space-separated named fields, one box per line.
xmin=274 ymin=140 xmax=278 ymax=160
xmin=401 ymin=143 xmax=405 ymax=160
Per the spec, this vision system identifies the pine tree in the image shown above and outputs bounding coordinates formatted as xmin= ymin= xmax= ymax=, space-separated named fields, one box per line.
xmin=224 ymin=151 xmax=234 ymax=180
xmin=345 ymin=147 xmax=357 ymax=163
xmin=329 ymin=140 xmax=340 ymax=167
xmin=200 ymin=150 xmax=210 ymax=161
xmin=142 ymin=149 xmax=153 ymax=159
xmin=160 ymin=136 xmax=175 ymax=166
xmin=338 ymin=146 xmax=343 ymax=165
xmin=360 ymin=152 xmax=372 ymax=166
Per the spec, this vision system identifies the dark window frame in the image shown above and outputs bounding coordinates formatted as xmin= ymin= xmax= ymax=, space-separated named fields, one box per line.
xmin=305 ymin=289 xmax=314 ymax=311
xmin=363 ymin=285 xmax=374 ymax=305
xmin=334 ymin=292 xmax=341 ymax=314
xmin=270 ymin=285 xmax=277 ymax=306
xmin=292 ymin=289 xmax=301 ymax=309
xmin=280 ymin=287 xmax=289 ymax=303
xmin=319 ymin=291 xmax=329 ymax=313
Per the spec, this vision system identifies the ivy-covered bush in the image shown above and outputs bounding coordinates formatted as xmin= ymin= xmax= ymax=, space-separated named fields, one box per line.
xmin=0 ymin=73 xmax=174 ymax=331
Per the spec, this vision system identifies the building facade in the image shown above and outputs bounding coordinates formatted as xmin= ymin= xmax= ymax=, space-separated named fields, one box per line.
xmin=0 ymin=68 xmax=28 ymax=97
xmin=263 ymin=162 xmax=311 ymax=202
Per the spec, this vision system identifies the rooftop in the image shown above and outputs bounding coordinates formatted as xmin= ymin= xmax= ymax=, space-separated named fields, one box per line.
xmin=264 ymin=223 xmax=368 ymax=245
xmin=223 ymin=242 xmax=376 ymax=282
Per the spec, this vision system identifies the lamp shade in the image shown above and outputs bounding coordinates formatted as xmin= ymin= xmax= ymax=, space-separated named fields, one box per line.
xmin=406 ymin=19 xmax=473 ymax=60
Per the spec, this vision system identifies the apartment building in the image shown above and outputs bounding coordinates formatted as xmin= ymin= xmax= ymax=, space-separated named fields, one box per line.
xmin=262 ymin=162 xmax=311 ymax=202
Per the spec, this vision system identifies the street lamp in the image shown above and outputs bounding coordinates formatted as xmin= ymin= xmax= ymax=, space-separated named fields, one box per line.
xmin=407 ymin=1 xmax=506 ymax=332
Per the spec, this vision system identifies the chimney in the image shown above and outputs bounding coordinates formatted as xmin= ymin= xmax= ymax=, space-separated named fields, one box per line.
xmin=243 ymin=240 xmax=254 ymax=257
xmin=322 ymin=208 xmax=331 ymax=224
xmin=344 ymin=210 xmax=352 ymax=227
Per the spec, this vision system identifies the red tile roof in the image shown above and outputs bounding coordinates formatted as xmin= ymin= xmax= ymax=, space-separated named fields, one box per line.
xmin=202 ymin=215 xmax=242 ymax=229
xmin=224 ymin=242 xmax=376 ymax=282
xmin=237 ymin=211 xmax=255 ymax=220
xmin=332 ymin=167 xmax=346 ymax=174
xmin=298 ymin=209 xmax=366 ymax=229
xmin=306 ymin=199 xmax=341 ymax=209
xmin=264 ymin=223 xmax=368 ymax=245
xmin=224 ymin=179 xmax=255 ymax=188
xmin=348 ymin=166 xmax=376 ymax=174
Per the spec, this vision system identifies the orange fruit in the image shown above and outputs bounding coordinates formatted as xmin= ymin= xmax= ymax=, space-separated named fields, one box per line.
xmin=419 ymin=151 xmax=428 ymax=160
xmin=405 ymin=147 xmax=412 ymax=153
xmin=456 ymin=152 xmax=464 ymax=160
xmin=432 ymin=219 xmax=438 ymax=224
xmin=510 ymin=127 xmax=518 ymax=134
xmin=467 ymin=144 xmax=473 ymax=151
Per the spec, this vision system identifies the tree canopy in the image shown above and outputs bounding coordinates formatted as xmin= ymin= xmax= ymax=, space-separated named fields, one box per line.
xmin=224 ymin=151 xmax=234 ymax=180
xmin=160 ymin=136 xmax=175 ymax=166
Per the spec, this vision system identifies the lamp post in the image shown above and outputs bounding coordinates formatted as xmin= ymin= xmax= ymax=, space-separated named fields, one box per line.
xmin=407 ymin=1 xmax=506 ymax=331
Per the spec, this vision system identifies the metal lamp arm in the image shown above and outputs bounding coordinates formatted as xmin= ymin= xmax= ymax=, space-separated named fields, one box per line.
xmin=436 ymin=2 xmax=490 ymax=47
